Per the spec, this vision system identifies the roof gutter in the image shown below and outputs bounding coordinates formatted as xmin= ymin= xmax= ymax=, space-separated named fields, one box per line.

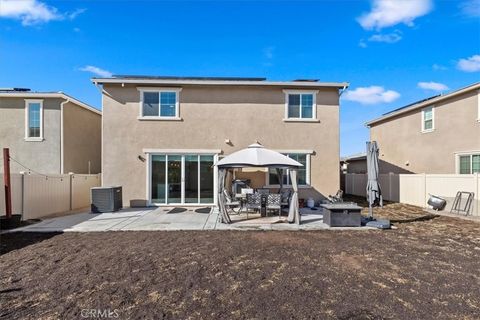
xmin=339 ymin=84 xmax=348 ymax=97
xmin=90 ymin=78 xmax=349 ymax=88
xmin=0 ymin=92 xmax=101 ymax=115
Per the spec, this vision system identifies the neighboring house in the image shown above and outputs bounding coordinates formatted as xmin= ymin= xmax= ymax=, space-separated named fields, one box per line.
xmin=340 ymin=152 xmax=367 ymax=174
xmin=0 ymin=89 xmax=102 ymax=174
xmin=366 ymin=82 xmax=480 ymax=174
xmin=92 ymin=75 xmax=348 ymax=207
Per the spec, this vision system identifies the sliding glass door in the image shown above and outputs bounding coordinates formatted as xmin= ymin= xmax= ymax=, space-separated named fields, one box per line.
xmin=199 ymin=156 xmax=214 ymax=203
xmin=167 ymin=155 xmax=182 ymax=203
xmin=151 ymin=155 xmax=166 ymax=203
xmin=184 ymin=155 xmax=199 ymax=203
xmin=150 ymin=154 xmax=215 ymax=205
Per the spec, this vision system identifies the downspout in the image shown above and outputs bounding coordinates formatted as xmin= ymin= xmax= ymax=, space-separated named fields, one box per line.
xmin=93 ymin=80 xmax=104 ymax=185
xmin=338 ymin=84 xmax=348 ymax=192
xmin=60 ymin=99 xmax=70 ymax=174
xmin=93 ymin=81 xmax=102 ymax=94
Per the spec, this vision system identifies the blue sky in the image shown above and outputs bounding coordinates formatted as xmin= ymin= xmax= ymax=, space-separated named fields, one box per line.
xmin=1 ymin=0 xmax=479 ymax=156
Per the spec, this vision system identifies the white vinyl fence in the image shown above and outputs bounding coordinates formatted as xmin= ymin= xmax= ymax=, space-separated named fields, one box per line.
xmin=345 ymin=173 xmax=480 ymax=216
xmin=399 ymin=173 xmax=479 ymax=216
xmin=0 ymin=173 xmax=101 ymax=220
xmin=345 ymin=173 xmax=399 ymax=202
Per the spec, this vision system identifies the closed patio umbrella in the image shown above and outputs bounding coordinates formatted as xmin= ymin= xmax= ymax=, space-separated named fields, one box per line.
xmin=366 ymin=141 xmax=383 ymax=218
xmin=287 ymin=169 xmax=300 ymax=224
xmin=217 ymin=168 xmax=231 ymax=223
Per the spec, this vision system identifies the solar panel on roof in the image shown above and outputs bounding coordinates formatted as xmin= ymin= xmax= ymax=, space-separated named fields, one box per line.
xmin=111 ymin=75 xmax=267 ymax=81
xmin=382 ymin=95 xmax=441 ymax=116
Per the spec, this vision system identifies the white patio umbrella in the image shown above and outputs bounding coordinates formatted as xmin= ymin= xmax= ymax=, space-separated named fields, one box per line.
xmin=366 ymin=141 xmax=383 ymax=218
xmin=215 ymin=143 xmax=303 ymax=224
xmin=215 ymin=143 xmax=302 ymax=168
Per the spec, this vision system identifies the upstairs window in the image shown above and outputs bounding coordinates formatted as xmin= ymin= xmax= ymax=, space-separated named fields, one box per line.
xmin=422 ymin=106 xmax=434 ymax=132
xmin=25 ymin=99 xmax=43 ymax=141
xmin=458 ymin=153 xmax=480 ymax=174
xmin=283 ymin=90 xmax=317 ymax=120
xmin=139 ymin=88 xmax=181 ymax=119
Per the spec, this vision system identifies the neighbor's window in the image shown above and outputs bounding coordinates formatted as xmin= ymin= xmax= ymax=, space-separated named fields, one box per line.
xmin=140 ymin=89 xmax=181 ymax=118
xmin=284 ymin=90 xmax=317 ymax=120
xmin=459 ymin=154 xmax=480 ymax=174
xmin=25 ymin=100 xmax=43 ymax=140
xmin=268 ymin=153 xmax=309 ymax=186
xmin=422 ymin=106 xmax=434 ymax=132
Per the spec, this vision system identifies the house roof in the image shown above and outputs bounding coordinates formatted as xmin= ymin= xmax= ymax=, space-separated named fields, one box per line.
xmin=0 ymin=91 xmax=101 ymax=115
xmin=366 ymin=82 xmax=480 ymax=127
xmin=91 ymin=75 xmax=349 ymax=89
xmin=340 ymin=152 xmax=366 ymax=162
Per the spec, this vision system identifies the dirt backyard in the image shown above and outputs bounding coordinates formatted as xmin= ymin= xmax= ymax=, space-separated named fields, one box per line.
xmin=1 ymin=200 xmax=480 ymax=319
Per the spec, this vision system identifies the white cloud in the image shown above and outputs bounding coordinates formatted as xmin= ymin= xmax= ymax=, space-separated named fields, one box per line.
xmin=417 ymin=81 xmax=449 ymax=91
xmin=460 ymin=0 xmax=480 ymax=17
xmin=457 ymin=55 xmax=480 ymax=72
xmin=432 ymin=64 xmax=447 ymax=71
xmin=67 ymin=8 xmax=86 ymax=20
xmin=262 ymin=46 xmax=275 ymax=66
xmin=343 ymin=86 xmax=400 ymax=105
xmin=79 ymin=65 xmax=113 ymax=78
xmin=358 ymin=0 xmax=433 ymax=30
xmin=0 ymin=0 xmax=85 ymax=26
xmin=358 ymin=39 xmax=368 ymax=48
xmin=368 ymin=31 xmax=402 ymax=43
xmin=263 ymin=46 xmax=274 ymax=59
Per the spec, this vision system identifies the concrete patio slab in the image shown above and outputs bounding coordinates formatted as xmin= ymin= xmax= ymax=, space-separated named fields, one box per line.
xmin=5 ymin=206 xmax=376 ymax=233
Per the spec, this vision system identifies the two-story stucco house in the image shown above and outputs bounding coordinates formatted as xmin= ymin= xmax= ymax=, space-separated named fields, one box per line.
xmin=92 ymin=76 xmax=348 ymax=207
xmin=366 ymin=82 xmax=480 ymax=174
xmin=0 ymin=89 xmax=102 ymax=174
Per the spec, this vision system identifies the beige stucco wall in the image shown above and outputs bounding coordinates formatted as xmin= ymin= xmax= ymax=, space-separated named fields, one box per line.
xmin=370 ymin=90 xmax=480 ymax=174
xmin=102 ymin=84 xmax=340 ymax=206
xmin=0 ymin=97 xmax=62 ymax=174
xmin=63 ymin=101 xmax=101 ymax=174
xmin=345 ymin=158 xmax=412 ymax=174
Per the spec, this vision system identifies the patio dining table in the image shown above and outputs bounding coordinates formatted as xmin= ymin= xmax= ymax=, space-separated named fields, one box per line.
xmin=235 ymin=192 xmax=269 ymax=216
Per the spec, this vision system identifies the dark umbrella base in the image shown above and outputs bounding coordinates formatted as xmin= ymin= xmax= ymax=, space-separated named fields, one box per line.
xmin=365 ymin=219 xmax=391 ymax=229
xmin=1 ymin=215 xmax=23 ymax=230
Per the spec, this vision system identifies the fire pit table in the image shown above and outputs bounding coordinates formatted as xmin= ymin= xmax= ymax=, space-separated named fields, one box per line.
xmin=320 ymin=203 xmax=363 ymax=227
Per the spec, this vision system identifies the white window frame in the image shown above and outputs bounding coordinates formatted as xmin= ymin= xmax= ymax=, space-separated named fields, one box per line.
xmin=265 ymin=152 xmax=312 ymax=187
xmin=24 ymin=99 xmax=44 ymax=141
xmin=421 ymin=106 xmax=435 ymax=133
xmin=283 ymin=90 xmax=319 ymax=122
xmin=455 ymin=151 xmax=480 ymax=174
xmin=137 ymin=87 xmax=182 ymax=120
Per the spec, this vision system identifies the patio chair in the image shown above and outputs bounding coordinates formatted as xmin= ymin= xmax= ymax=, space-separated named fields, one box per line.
xmin=241 ymin=188 xmax=254 ymax=195
xmin=245 ymin=193 xmax=262 ymax=218
xmin=266 ymin=194 xmax=281 ymax=218
xmin=328 ymin=190 xmax=344 ymax=203
xmin=279 ymin=189 xmax=291 ymax=212
xmin=223 ymin=189 xmax=241 ymax=213
xmin=256 ymin=188 xmax=270 ymax=195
